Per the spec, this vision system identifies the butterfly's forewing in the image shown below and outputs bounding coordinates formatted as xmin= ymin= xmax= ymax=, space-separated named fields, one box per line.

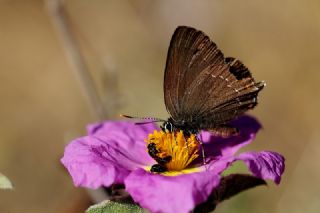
xmin=164 ymin=26 xmax=265 ymax=129
xmin=164 ymin=26 xmax=225 ymax=120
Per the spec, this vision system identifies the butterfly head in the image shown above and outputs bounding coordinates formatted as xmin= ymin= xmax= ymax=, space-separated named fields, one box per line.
xmin=160 ymin=119 xmax=175 ymax=132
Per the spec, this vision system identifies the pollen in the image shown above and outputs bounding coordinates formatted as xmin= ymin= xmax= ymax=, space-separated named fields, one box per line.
xmin=146 ymin=130 xmax=200 ymax=171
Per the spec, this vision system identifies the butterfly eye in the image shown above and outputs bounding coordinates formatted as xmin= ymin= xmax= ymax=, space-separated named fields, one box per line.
xmin=163 ymin=122 xmax=173 ymax=132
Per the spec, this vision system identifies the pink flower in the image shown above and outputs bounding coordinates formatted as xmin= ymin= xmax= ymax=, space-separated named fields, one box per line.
xmin=61 ymin=115 xmax=285 ymax=213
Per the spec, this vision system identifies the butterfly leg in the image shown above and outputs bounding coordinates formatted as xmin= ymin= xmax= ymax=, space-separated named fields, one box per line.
xmin=196 ymin=135 xmax=207 ymax=168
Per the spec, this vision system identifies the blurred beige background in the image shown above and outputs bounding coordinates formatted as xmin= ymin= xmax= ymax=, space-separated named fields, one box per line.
xmin=0 ymin=0 xmax=320 ymax=212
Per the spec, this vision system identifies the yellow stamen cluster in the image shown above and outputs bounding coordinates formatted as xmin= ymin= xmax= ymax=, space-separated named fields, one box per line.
xmin=146 ymin=130 xmax=200 ymax=171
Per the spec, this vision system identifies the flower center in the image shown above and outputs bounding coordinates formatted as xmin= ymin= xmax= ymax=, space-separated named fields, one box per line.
xmin=145 ymin=130 xmax=200 ymax=172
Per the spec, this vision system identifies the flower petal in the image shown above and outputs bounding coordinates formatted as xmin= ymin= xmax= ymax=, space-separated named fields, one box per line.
xmin=208 ymin=151 xmax=285 ymax=184
xmin=200 ymin=115 xmax=261 ymax=159
xmin=87 ymin=121 xmax=158 ymax=165
xmin=236 ymin=151 xmax=285 ymax=184
xmin=61 ymin=121 xmax=161 ymax=188
xmin=125 ymin=169 xmax=220 ymax=213
xmin=61 ymin=136 xmax=130 ymax=188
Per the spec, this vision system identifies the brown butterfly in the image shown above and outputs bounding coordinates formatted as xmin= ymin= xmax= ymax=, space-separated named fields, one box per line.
xmin=161 ymin=26 xmax=265 ymax=137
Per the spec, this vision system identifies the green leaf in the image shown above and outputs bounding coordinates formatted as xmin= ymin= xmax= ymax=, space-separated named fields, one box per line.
xmin=86 ymin=200 xmax=145 ymax=213
xmin=0 ymin=173 xmax=13 ymax=190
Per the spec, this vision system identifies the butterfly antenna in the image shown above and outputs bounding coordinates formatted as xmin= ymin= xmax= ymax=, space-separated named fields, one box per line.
xmin=120 ymin=114 xmax=166 ymax=125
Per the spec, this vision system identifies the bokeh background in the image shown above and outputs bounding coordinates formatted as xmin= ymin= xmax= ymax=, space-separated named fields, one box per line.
xmin=1 ymin=0 xmax=320 ymax=212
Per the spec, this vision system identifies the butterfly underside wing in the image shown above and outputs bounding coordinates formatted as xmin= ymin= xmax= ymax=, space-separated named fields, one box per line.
xmin=164 ymin=26 xmax=265 ymax=133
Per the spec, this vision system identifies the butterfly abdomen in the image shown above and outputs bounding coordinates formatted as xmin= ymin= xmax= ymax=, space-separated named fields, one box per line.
xmin=167 ymin=116 xmax=239 ymax=138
